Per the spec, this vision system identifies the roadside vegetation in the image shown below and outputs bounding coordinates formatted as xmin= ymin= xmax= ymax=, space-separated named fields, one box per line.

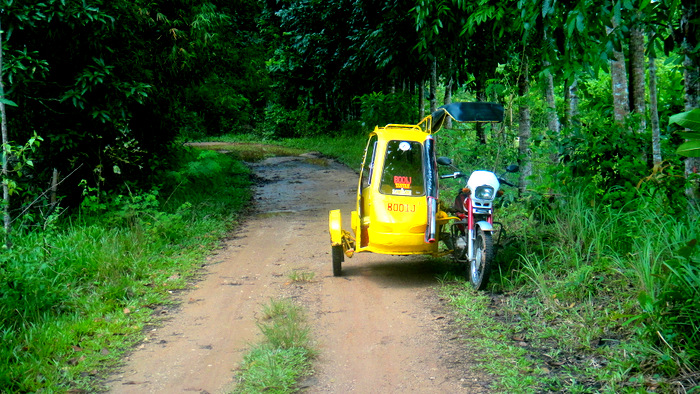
xmin=233 ymin=298 xmax=315 ymax=393
xmin=439 ymin=193 xmax=698 ymax=392
xmin=425 ymin=77 xmax=699 ymax=392
xmin=0 ymin=148 xmax=252 ymax=392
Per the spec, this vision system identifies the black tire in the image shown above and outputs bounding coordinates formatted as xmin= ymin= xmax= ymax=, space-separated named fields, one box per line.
xmin=332 ymin=245 xmax=344 ymax=277
xmin=470 ymin=228 xmax=494 ymax=290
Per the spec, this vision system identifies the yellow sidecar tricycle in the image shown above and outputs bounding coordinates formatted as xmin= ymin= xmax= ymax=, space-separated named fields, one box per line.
xmin=328 ymin=102 xmax=507 ymax=285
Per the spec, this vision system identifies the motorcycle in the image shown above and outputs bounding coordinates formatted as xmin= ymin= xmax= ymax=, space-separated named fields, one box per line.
xmin=437 ymin=158 xmax=519 ymax=289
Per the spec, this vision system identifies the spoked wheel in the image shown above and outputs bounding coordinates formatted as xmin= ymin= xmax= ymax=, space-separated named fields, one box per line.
xmin=470 ymin=228 xmax=494 ymax=290
xmin=332 ymin=245 xmax=344 ymax=277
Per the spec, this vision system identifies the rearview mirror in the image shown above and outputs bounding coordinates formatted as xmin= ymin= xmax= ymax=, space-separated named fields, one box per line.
xmin=437 ymin=157 xmax=452 ymax=166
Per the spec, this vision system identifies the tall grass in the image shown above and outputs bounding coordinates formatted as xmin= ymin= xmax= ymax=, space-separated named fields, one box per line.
xmin=0 ymin=147 xmax=251 ymax=392
xmin=483 ymin=188 xmax=700 ymax=391
xmin=234 ymin=299 xmax=315 ymax=393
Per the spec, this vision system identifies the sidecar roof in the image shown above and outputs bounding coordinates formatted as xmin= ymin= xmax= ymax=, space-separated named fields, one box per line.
xmin=370 ymin=124 xmax=430 ymax=142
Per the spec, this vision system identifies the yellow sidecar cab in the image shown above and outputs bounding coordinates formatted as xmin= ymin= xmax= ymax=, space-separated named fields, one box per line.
xmin=329 ymin=102 xmax=504 ymax=276
xmin=353 ymin=125 xmax=440 ymax=255
xmin=329 ymin=123 xmax=448 ymax=276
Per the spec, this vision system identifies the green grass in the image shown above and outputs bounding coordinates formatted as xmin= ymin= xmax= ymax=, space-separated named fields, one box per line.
xmin=441 ymin=189 xmax=700 ymax=393
xmin=233 ymin=298 xmax=315 ymax=393
xmin=0 ymin=146 xmax=252 ymax=392
xmin=287 ymin=270 xmax=315 ymax=283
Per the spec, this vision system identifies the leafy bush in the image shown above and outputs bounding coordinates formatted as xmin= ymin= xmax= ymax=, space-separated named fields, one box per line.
xmin=356 ymin=91 xmax=417 ymax=128
xmin=528 ymin=120 xmax=689 ymax=212
xmin=261 ymin=102 xmax=330 ymax=139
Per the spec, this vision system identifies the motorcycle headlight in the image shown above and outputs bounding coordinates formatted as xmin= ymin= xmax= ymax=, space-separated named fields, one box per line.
xmin=474 ymin=185 xmax=495 ymax=200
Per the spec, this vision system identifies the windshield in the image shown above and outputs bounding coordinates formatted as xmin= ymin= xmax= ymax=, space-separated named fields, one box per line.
xmin=379 ymin=140 xmax=425 ymax=196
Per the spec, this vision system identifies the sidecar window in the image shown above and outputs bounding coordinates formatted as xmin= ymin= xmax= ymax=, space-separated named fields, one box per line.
xmin=379 ymin=140 xmax=425 ymax=196
xmin=361 ymin=135 xmax=378 ymax=189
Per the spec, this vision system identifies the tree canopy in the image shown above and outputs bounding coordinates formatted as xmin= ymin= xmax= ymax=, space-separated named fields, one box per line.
xmin=1 ymin=0 xmax=698 ymax=217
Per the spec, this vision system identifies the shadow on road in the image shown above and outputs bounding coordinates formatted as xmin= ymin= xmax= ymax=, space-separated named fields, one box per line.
xmin=338 ymin=255 xmax=460 ymax=289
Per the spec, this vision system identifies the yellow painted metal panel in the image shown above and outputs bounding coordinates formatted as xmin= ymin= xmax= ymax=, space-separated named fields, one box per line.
xmin=328 ymin=209 xmax=342 ymax=245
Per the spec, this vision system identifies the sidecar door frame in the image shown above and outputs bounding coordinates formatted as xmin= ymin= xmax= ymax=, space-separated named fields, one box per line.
xmin=352 ymin=125 xmax=439 ymax=256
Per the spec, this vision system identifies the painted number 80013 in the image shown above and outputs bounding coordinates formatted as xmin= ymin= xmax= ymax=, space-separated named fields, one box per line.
xmin=387 ymin=203 xmax=416 ymax=213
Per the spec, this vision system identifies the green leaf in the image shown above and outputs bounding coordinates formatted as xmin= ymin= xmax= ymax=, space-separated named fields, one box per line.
xmin=677 ymin=140 xmax=700 ymax=157
xmin=676 ymin=239 xmax=698 ymax=260
xmin=566 ymin=15 xmax=575 ymax=36
xmin=676 ymin=132 xmax=700 ymax=140
xmin=576 ymin=13 xmax=584 ymax=33
xmin=0 ymin=98 xmax=18 ymax=107
xmin=542 ymin=0 xmax=553 ymax=16
xmin=638 ymin=291 xmax=653 ymax=311
xmin=670 ymin=109 xmax=700 ymax=132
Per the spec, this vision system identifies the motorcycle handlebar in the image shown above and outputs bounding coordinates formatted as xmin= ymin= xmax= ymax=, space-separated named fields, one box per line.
xmin=498 ymin=178 xmax=516 ymax=187
xmin=439 ymin=172 xmax=465 ymax=179
xmin=440 ymin=172 xmax=517 ymax=187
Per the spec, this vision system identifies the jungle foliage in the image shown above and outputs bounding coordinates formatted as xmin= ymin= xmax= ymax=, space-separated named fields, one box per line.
xmin=1 ymin=0 xmax=699 ymax=391
xmin=1 ymin=0 xmax=268 ymax=224
xmin=0 ymin=146 xmax=252 ymax=391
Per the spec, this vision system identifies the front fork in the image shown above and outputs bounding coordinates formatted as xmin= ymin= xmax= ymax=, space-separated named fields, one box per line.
xmin=465 ymin=197 xmax=493 ymax=263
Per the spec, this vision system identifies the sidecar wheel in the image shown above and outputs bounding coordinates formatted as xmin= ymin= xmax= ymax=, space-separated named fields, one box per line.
xmin=470 ymin=228 xmax=494 ymax=290
xmin=332 ymin=245 xmax=343 ymax=276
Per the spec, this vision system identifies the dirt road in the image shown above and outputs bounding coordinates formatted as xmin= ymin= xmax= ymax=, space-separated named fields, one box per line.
xmin=107 ymin=151 xmax=490 ymax=393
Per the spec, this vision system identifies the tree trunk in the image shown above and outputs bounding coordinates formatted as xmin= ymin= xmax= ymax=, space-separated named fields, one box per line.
xmin=681 ymin=1 xmax=700 ymax=203
xmin=564 ymin=78 xmax=579 ymax=127
xmin=0 ymin=19 xmax=10 ymax=246
xmin=629 ymin=21 xmax=646 ymax=134
xmin=430 ymin=59 xmax=437 ymax=113
xmin=609 ymin=21 xmax=630 ymax=125
xmin=475 ymin=77 xmax=487 ymax=144
xmin=444 ymin=76 xmax=453 ymax=129
xmin=543 ymin=61 xmax=560 ymax=135
xmin=649 ymin=53 xmax=662 ymax=166
xmin=683 ymin=54 xmax=700 ymax=201
xmin=419 ymin=79 xmax=426 ymax=121
xmin=518 ymin=56 xmax=532 ymax=196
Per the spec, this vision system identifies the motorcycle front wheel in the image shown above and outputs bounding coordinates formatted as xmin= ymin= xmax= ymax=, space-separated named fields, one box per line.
xmin=470 ymin=228 xmax=494 ymax=290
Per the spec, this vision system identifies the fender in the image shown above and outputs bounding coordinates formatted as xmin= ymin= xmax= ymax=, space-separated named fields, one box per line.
xmin=329 ymin=210 xmax=343 ymax=245
xmin=476 ymin=220 xmax=493 ymax=232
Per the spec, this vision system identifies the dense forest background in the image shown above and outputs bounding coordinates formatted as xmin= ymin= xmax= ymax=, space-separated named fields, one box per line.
xmin=1 ymin=0 xmax=699 ymax=391
xmin=1 ymin=0 xmax=699 ymax=229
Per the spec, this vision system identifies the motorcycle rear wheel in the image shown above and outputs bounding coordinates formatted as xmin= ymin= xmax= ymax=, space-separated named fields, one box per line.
xmin=470 ymin=228 xmax=494 ymax=290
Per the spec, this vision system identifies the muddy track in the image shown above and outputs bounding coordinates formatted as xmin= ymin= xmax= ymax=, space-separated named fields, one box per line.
xmin=107 ymin=152 xmax=491 ymax=393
